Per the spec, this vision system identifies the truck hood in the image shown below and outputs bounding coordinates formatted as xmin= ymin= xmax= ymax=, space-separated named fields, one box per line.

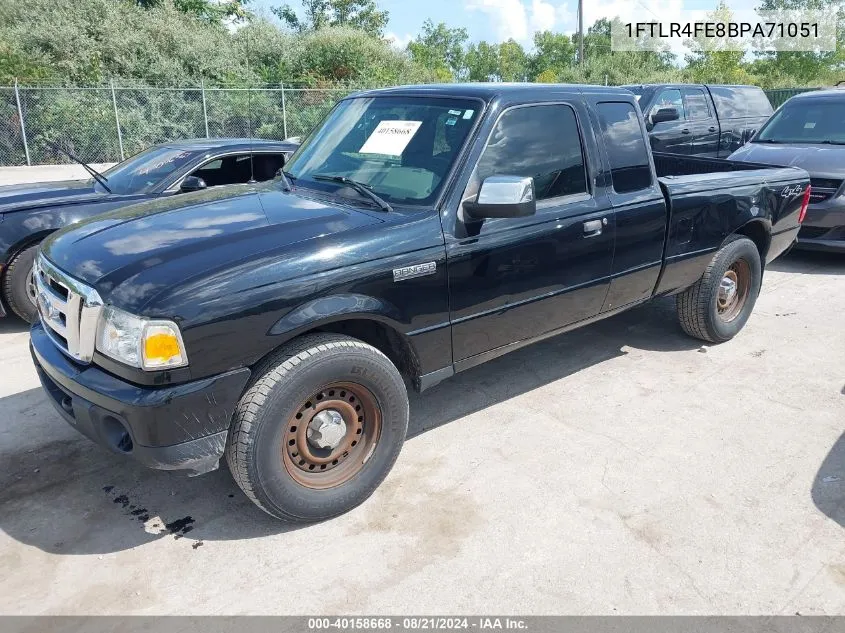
xmin=41 ymin=184 xmax=382 ymax=312
xmin=729 ymin=142 xmax=845 ymax=178
xmin=0 ymin=179 xmax=101 ymax=213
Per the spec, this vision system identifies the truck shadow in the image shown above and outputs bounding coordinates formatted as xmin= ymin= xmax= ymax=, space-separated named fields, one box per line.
xmin=0 ymin=297 xmax=699 ymax=554
xmin=768 ymin=250 xmax=845 ymax=275
xmin=812 ymin=432 xmax=845 ymax=530
xmin=0 ymin=316 xmax=30 ymax=334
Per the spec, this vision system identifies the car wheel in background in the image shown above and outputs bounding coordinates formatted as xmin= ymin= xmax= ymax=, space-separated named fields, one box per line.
xmin=2 ymin=244 xmax=40 ymax=323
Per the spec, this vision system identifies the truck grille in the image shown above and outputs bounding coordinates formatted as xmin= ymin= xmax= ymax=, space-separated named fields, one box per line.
xmin=34 ymin=254 xmax=103 ymax=364
xmin=809 ymin=178 xmax=842 ymax=204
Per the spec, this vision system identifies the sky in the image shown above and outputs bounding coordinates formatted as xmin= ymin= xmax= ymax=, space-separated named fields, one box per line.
xmin=251 ymin=0 xmax=763 ymax=56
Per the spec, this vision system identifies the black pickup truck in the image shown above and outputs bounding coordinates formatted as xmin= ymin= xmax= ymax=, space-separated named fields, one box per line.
xmin=624 ymin=84 xmax=773 ymax=158
xmin=29 ymin=84 xmax=809 ymax=523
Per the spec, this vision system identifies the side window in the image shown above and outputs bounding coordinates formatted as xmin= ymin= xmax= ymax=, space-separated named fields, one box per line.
xmin=596 ymin=102 xmax=653 ymax=194
xmin=709 ymin=86 xmax=745 ymax=118
xmin=474 ymin=104 xmax=588 ymax=202
xmin=189 ymin=155 xmax=243 ymax=187
xmin=683 ymin=89 xmax=711 ymax=120
xmin=742 ymin=88 xmax=774 ymax=117
xmin=188 ymin=153 xmax=286 ymax=187
xmin=652 ymin=89 xmax=685 ymax=120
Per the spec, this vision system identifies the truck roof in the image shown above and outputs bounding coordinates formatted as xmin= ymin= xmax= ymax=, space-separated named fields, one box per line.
xmin=621 ymin=83 xmax=759 ymax=89
xmin=351 ymin=83 xmax=634 ymax=101
xmin=783 ymin=88 xmax=845 ymax=102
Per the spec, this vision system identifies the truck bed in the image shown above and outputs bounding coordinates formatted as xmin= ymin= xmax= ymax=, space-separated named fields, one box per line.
xmin=651 ymin=152 xmax=809 ymax=296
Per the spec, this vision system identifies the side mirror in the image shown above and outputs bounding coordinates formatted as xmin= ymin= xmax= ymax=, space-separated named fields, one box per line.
xmin=463 ymin=176 xmax=536 ymax=220
xmin=179 ymin=175 xmax=207 ymax=193
xmin=651 ymin=107 xmax=679 ymax=125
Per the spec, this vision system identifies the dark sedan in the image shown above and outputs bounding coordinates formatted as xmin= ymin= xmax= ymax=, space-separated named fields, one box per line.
xmin=729 ymin=89 xmax=845 ymax=253
xmin=0 ymin=138 xmax=298 ymax=321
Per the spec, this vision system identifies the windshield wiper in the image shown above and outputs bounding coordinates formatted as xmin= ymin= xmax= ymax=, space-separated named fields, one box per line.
xmin=313 ymin=174 xmax=392 ymax=212
xmin=819 ymin=140 xmax=845 ymax=145
xmin=44 ymin=140 xmax=111 ymax=193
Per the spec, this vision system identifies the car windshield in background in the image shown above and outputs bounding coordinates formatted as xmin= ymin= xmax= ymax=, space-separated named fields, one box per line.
xmin=285 ymin=96 xmax=480 ymax=206
xmin=754 ymin=101 xmax=845 ymax=144
xmin=98 ymin=146 xmax=197 ymax=194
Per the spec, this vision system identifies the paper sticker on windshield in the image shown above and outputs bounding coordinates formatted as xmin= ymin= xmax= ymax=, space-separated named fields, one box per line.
xmin=804 ymin=122 xmax=816 ymax=129
xmin=359 ymin=120 xmax=422 ymax=156
xmin=463 ymin=109 xmax=474 ymax=119
xmin=449 ymin=109 xmax=463 ymax=116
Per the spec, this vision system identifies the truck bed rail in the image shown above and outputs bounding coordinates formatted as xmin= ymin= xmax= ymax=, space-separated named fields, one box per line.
xmin=652 ymin=152 xmax=783 ymax=178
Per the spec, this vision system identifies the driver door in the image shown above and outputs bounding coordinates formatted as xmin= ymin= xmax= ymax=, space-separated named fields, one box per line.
xmin=446 ymin=102 xmax=615 ymax=363
xmin=647 ymin=88 xmax=691 ymax=154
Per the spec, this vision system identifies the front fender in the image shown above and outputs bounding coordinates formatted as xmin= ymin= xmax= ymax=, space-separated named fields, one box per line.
xmin=269 ymin=293 xmax=403 ymax=336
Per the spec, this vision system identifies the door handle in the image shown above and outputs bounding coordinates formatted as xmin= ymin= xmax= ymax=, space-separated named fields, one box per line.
xmin=708 ymin=126 xmax=717 ymax=132
xmin=583 ymin=218 xmax=605 ymax=237
xmin=681 ymin=128 xmax=690 ymax=134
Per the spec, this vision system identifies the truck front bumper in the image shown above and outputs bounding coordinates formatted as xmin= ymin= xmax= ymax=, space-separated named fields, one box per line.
xmin=30 ymin=322 xmax=251 ymax=475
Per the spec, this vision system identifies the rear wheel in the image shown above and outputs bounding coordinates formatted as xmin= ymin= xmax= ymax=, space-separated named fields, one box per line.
xmin=2 ymin=244 xmax=39 ymax=323
xmin=676 ymin=236 xmax=762 ymax=343
xmin=226 ymin=333 xmax=409 ymax=522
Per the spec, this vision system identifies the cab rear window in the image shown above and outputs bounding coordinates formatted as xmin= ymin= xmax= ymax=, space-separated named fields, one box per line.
xmin=596 ymin=102 xmax=653 ymax=194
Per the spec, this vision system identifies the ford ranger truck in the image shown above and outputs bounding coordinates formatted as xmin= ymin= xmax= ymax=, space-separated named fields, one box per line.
xmin=29 ymin=84 xmax=810 ymax=523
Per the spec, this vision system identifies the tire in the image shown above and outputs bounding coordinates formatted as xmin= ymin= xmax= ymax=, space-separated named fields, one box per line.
xmin=2 ymin=244 xmax=39 ymax=323
xmin=226 ymin=333 xmax=409 ymax=523
xmin=676 ymin=235 xmax=762 ymax=343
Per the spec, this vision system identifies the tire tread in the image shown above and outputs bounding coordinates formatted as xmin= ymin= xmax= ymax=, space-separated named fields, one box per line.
xmin=225 ymin=333 xmax=403 ymax=522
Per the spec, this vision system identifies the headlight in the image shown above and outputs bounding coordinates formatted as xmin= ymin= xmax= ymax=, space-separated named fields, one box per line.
xmin=96 ymin=305 xmax=188 ymax=370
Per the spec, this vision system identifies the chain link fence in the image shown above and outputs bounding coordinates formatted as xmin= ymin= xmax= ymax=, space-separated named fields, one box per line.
xmin=0 ymin=83 xmax=831 ymax=166
xmin=0 ymin=84 xmax=362 ymax=166
xmin=764 ymin=87 xmax=820 ymax=109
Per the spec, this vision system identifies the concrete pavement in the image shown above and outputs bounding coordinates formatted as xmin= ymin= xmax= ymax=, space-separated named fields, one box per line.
xmin=0 ymin=252 xmax=843 ymax=615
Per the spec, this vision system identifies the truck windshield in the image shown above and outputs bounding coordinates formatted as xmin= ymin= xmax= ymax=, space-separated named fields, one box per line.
xmin=754 ymin=101 xmax=845 ymax=144
xmin=285 ymin=96 xmax=480 ymax=206
xmin=97 ymin=146 xmax=197 ymax=194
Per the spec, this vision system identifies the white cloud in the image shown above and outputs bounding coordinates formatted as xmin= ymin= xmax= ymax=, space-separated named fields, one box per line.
xmin=466 ymin=0 xmax=576 ymax=45
xmin=386 ymin=31 xmax=414 ymax=50
xmin=529 ymin=0 xmax=558 ymax=33
xmin=465 ymin=0 xmax=530 ymax=42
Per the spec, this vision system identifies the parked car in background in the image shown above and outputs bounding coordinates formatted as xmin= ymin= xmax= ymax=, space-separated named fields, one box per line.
xmin=0 ymin=138 xmax=299 ymax=322
xmin=729 ymin=89 xmax=845 ymax=253
xmin=624 ymin=84 xmax=773 ymax=158
xmin=29 ymin=83 xmax=808 ymax=522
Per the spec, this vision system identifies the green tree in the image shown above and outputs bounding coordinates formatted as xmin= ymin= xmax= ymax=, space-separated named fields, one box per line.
xmin=137 ymin=0 xmax=251 ymax=22
xmin=465 ymin=39 xmax=528 ymax=82
xmin=684 ymin=2 xmax=753 ymax=83
xmin=749 ymin=0 xmax=844 ymax=87
xmin=529 ymin=31 xmax=575 ymax=80
xmin=408 ymin=20 xmax=468 ymax=81
xmin=465 ymin=41 xmax=499 ymax=81
xmin=273 ymin=0 xmax=389 ymax=37
xmin=498 ymin=39 xmax=529 ymax=81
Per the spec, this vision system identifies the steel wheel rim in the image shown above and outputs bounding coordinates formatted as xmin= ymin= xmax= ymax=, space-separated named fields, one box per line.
xmin=282 ymin=382 xmax=381 ymax=489
xmin=25 ymin=266 xmax=37 ymax=307
xmin=716 ymin=259 xmax=751 ymax=322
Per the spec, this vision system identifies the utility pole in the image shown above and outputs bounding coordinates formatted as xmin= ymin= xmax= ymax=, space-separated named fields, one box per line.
xmin=578 ymin=0 xmax=584 ymax=75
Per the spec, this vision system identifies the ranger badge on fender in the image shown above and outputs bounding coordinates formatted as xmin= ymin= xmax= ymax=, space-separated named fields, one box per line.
xmin=393 ymin=262 xmax=436 ymax=282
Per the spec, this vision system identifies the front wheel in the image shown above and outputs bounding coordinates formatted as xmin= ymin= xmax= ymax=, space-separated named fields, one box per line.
xmin=226 ymin=334 xmax=409 ymax=523
xmin=676 ymin=235 xmax=762 ymax=343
